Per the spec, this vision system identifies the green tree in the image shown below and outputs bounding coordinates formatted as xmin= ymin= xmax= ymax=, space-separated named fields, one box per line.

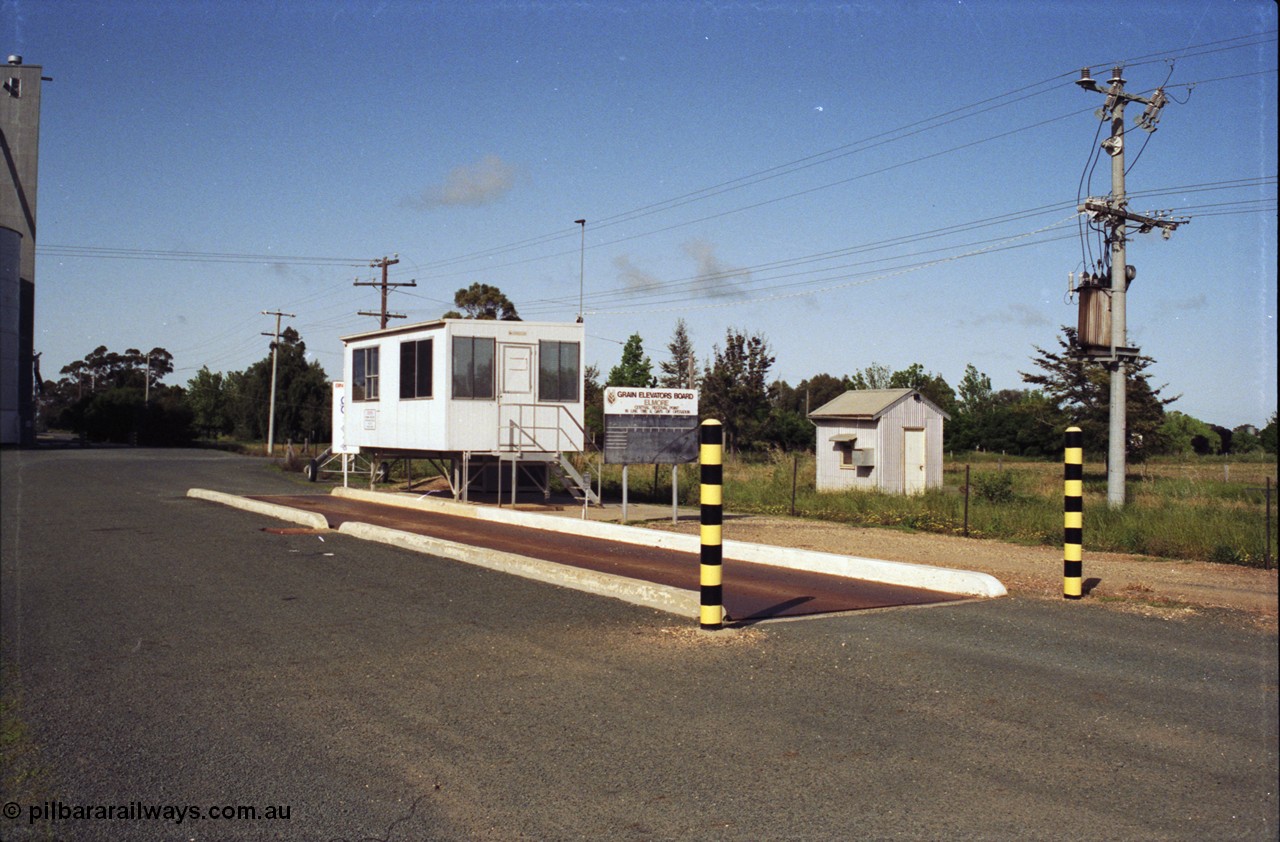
xmin=889 ymin=363 xmax=956 ymax=416
xmin=186 ymin=366 xmax=230 ymax=436
xmin=582 ymin=364 xmax=604 ymax=447
xmin=767 ymin=373 xmax=856 ymax=452
xmin=1260 ymin=413 xmax=1277 ymax=455
xmin=949 ymin=364 xmax=992 ymax=452
xmin=227 ymin=328 xmax=331 ymax=443
xmin=957 ymin=364 xmax=993 ymax=414
xmin=607 ymin=333 xmax=656 ymax=388
xmin=58 ymin=344 xmax=175 ymax=395
xmin=443 ymin=282 xmax=521 ymax=320
xmin=658 ymin=319 xmax=698 ymax=389
xmin=222 ymin=370 xmax=252 ymax=439
xmin=1020 ymin=326 xmax=1176 ymax=461
xmin=848 ymin=362 xmax=892 ymax=390
xmin=1231 ymin=425 xmax=1262 ymax=455
xmin=1159 ymin=412 xmax=1221 ymax=456
xmin=798 ymin=373 xmax=852 ymax=415
xmin=948 ymin=385 xmax=1066 ymax=457
xmin=1002 ymin=390 xmax=1070 ymax=457
xmin=700 ymin=328 xmax=775 ymax=451
xmin=44 ymin=344 xmax=182 ymax=439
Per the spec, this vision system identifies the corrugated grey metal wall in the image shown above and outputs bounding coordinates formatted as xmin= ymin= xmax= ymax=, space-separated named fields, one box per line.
xmin=815 ymin=394 xmax=945 ymax=494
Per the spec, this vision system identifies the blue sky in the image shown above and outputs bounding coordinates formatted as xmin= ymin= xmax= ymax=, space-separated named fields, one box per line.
xmin=9 ymin=0 xmax=1277 ymax=428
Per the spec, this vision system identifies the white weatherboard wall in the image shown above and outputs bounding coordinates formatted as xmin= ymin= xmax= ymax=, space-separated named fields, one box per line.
xmin=340 ymin=319 xmax=585 ymax=455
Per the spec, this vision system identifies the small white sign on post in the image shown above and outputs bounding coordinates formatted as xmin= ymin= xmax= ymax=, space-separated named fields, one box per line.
xmin=331 ymin=382 xmax=359 ymax=455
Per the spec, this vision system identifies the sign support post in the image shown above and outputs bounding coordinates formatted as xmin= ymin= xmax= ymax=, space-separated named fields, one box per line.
xmin=672 ymin=465 xmax=679 ymax=524
xmin=621 ymin=464 xmax=629 ymax=524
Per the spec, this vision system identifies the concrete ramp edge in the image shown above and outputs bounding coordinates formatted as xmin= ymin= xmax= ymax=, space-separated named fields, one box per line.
xmin=337 ymin=521 xmax=700 ymax=617
xmin=187 ymin=488 xmax=329 ymax=530
xmin=331 ymin=487 xmax=1007 ymax=598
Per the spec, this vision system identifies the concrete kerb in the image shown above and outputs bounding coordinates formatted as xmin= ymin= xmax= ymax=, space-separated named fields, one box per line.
xmin=337 ymin=521 xmax=700 ymax=617
xmin=332 ymin=487 xmax=1008 ymax=599
xmin=186 ymin=487 xmax=698 ymax=617
xmin=187 ymin=488 xmax=328 ymax=530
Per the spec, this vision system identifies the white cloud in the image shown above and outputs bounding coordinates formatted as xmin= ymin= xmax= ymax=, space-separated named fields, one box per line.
xmin=614 ymin=254 xmax=662 ymax=291
xmin=963 ymin=303 xmax=1051 ymax=328
xmin=405 ymin=154 xmax=520 ymax=209
xmin=683 ymin=238 xmax=750 ymax=298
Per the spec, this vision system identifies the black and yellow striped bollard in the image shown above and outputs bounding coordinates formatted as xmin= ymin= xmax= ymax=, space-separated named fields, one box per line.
xmin=700 ymin=419 xmax=724 ymax=630
xmin=1063 ymin=426 xmax=1083 ymax=599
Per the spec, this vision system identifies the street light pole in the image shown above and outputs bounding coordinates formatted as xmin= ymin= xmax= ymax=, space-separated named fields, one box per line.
xmin=575 ymin=219 xmax=586 ymax=322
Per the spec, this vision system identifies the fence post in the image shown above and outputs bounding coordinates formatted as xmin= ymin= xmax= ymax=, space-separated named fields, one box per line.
xmin=963 ymin=464 xmax=971 ymax=538
xmin=1266 ymin=477 xmax=1273 ymax=571
xmin=790 ymin=453 xmax=799 ymax=517
xmin=700 ymin=420 xmax=724 ymax=630
xmin=1064 ymin=427 xmax=1084 ymax=599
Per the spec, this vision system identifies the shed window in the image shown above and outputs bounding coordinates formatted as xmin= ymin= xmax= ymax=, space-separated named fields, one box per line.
xmin=399 ymin=338 xmax=434 ymax=399
xmin=538 ymin=340 xmax=579 ymax=402
xmin=352 ymin=346 xmax=380 ymax=401
xmin=452 ymin=336 xmax=495 ymax=399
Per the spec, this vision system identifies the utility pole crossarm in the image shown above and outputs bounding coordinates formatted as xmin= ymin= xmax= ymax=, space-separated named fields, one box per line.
xmin=1075 ymin=66 xmax=1168 ymax=128
xmin=354 ymin=255 xmax=414 ymax=329
xmin=1078 ymin=199 xmax=1189 ymax=236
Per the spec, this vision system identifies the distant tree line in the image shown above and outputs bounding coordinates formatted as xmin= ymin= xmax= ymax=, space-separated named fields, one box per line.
xmin=38 ymin=345 xmax=192 ymax=445
xmin=596 ymin=318 xmax=1277 ymax=460
xmin=34 ymin=284 xmax=1278 ymax=459
xmin=38 ymin=328 xmax=330 ymax=446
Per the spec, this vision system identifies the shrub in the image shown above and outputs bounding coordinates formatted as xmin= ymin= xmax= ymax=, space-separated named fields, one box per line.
xmin=973 ymin=471 xmax=1016 ymax=503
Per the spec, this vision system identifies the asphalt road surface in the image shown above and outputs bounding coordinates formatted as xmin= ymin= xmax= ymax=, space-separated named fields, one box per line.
xmin=2 ymin=448 xmax=1277 ymax=841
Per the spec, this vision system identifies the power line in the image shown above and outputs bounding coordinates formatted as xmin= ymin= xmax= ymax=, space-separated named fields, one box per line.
xmin=35 ymin=244 xmax=366 ymax=266
xmin=583 ymin=218 xmax=1082 ymax=317
xmin=396 ymin=33 xmax=1276 ymax=281
xmin=35 ymin=42 xmax=1273 ymax=293
xmin=516 ymin=176 xmax=1273 ymax=316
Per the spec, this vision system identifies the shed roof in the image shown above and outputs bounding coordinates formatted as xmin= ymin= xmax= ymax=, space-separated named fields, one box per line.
xmin=808 ymin=388 xmax=950 ymax=421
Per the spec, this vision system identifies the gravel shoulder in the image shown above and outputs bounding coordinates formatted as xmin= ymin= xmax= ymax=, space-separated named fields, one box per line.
xmin=640 ymin=513 xmax=1279 ymax=631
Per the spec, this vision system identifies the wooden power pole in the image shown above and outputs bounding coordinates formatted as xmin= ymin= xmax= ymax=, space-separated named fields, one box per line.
xmin=355 ymin=255 xmax=415 ymax=329
xmin=261 ymin=309 xmax=295 ymax=456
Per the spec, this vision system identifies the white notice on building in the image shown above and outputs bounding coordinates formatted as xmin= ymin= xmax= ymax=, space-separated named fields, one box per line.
xmin=604 ymin=387 xmax=699 ymax=416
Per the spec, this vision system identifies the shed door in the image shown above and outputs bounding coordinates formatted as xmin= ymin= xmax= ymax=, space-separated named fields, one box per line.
xmin=903 ymin=428 xmax=926 ymax=495
xmin=501 ymin=344 xmax=534 ymax=399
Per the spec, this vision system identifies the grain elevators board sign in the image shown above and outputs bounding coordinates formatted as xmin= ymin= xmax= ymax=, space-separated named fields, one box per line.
xmin=603 ymin=387 xmax=699 ymax=464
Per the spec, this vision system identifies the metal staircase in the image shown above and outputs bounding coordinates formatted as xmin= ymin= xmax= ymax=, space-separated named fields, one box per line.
xmin=552 ymin=454 xmax=600 ymax=505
